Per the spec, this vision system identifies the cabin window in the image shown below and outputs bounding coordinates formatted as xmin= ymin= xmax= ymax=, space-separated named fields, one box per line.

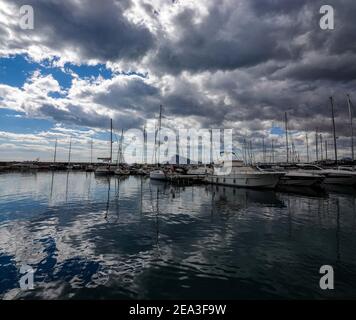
xmin=216 ymin=178 xmax=219 ymax=183
xmin=233 ymin=179 xmax=236 ymax=184
xmin=223 ymin=178 xmax=226 ymax=183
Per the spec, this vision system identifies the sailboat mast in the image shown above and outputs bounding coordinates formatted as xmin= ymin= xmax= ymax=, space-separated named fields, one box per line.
xmin=347 ymin=94 xmax=354 ymax=162
xmin=110 ymin=118 xmax=113 ymax=164
xmin=249 ymin=140 xmax=254 ymax=165
xmin=143 ymin=123 xmax=147 ymax=164
xmin=306 ymin=133 xmax=309 ymax=163
xmin=210 ymin=129 xmax=213 ymax=164
xmin=68 ymin=136 xmax=72 ymax=165
xmin=315 ymin=129 xmax=319 ymax=162
xmin=330 ymin=96 xmax=338 ymax=164
xmin=53 ymin=139 xmax=57 ymax=164
xmin=154 ymin=121 xmax=157 ymax=164
xmin=90 ymin=139 xmax=93 ymax=164
xmin=159 ymin=105 xmax=162 ymax=131
xmin=119 ymin=129 xmax=124 ymax=165
xmin=271 ymin=139 xmax=275 ymax=163
xmin=158 ymin=105 xmax=162 ymax=164
xmin=285 ymin=112 xmax=289 ymax=163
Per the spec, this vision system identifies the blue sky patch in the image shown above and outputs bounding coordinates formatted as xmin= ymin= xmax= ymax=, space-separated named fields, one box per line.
xmin=0 ymin=55 xmax=72 ymax=89
xmin=270 ymin=126 xmax=285 ymax=136
xmin=0 ymin=108 xmax=53 ymax=134
xmin=68 ymin=63 xmax=113 ymax=80
xmin=0 ymin=54 xmax=115 ymax=91
xmin=0 ymin=55 xmax=34 ymax=87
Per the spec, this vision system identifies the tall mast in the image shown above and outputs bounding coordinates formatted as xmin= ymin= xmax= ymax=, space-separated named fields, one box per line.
xmin=53 ymin=138 xmax=57 ymax=164
xmin=330 ymin=96 xmax=338 ymax=164
xmin=347 ymin=94 xmax=354 ymax=162
xmin=154 ymin=121 xmax=157 ymax=164
xmin=176 ymin=130 xmax=180 ymax=165
xmin=325 ymin=140 xmax=328 ymax=160
xmin=262 ymin=137 xmax=266 ymax=163
xmin=68 ymin=136 xmax=72 ymax=165
xmin=315 ymin=129 xmax=319 ymax=162
xmin=119 ymin=129 xmax=124 ymax=165
xmin=249 ymin=140 xmax=254 ymax=165
xmin=285 ymin=112 xmax=289 ymax=163
xmin=158 ymin=105 xmax=162 ymax=164
xmin=242 ymin=138 xmax=245 ymax=164
xmin=158 ymin=105 xmax=162 ymax=131
xmin=143 ymin=123 xmax=147 ymax=164
xmin=110 ymin=118 xmax=113 ymax=163
xmin=272 ymin=139 xmax=275 ymax=163
xmin=210 ymin=129 xmax=213 ymax=164
xmin=306 ymin=133 xmax=309 ymax=163
xmin=320 ymin=134 xmax=323 ymax=161
xmin=90 ymin=139 xmax=93 ymax=164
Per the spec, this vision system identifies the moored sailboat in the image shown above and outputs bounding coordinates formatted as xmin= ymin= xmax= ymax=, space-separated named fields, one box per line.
xmin=95 ymin=119 xmax=114 ymax=176
xmin=86 ymin=139 xmax=95 ymax=172
xmin=150 ymin=169 xmax=167 ymax=181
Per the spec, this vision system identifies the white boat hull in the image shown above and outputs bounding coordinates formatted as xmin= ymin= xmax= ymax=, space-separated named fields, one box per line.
xmin=280 ymin=179 xmax=319 ymax=187
xmin=206 ymin=173 xmax=281 ymax=189
xmin=295 ymin=165 xmax=356 ymax=186
xmin=324 ymin=175 xmax=356 ymax=185
xmin=150 ymin=170 xmax=167 ymax=181
xmin=279 ymin=175 xmax=324 ymax=187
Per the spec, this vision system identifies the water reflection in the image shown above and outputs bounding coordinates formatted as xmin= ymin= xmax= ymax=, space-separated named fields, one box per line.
xmin=0 ymin=172 xmax=356 ymax=299
xmin=278 ymin=185 xmax=328 ymax=198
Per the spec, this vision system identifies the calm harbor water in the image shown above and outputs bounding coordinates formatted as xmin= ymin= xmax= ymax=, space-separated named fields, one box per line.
xmin=0 ymin=171 xmax=356 ymax=299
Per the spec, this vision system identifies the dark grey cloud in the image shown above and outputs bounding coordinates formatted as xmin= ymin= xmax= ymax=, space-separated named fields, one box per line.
xmin=94 ymin=77 xmax=159 ymax=115
xmin=151 ymin=0 xmax=356 ymax=82
xmin=249 ymin=0 xmax=311 ymax=15
xmin=38 ymin=103 xmax=111 ymax=128
xmin=38 ymin=102 xmax=143 ymax=130
xmin=8 ymin=0 xmax=155 ymax=62
xmin=275 ymin=54 xmax=356 ymax=82
xmin=1 ymin=0 xmax=356 ymax=149
xmin=153 ymin=4 xmax=292 ymax=74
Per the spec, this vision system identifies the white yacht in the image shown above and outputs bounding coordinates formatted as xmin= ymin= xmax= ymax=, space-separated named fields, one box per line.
xmin=280 ymin=171 xmax=324 ymax=187
xmin=206 ymin=160 xmax=284 ymax=189
xmin=258 ymin=165 xmax=325 ymax=187
xmin=338 ymin=166 xmax=356 ymax=172
xmin=150 ymin=170 xmax=167 ymax=181
xmin=296 ymin=164 xmax=356 ymax=186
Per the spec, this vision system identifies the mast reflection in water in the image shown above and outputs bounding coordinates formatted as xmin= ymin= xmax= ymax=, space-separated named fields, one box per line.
xmin=0 ymin=172 xmax=356 ymax=299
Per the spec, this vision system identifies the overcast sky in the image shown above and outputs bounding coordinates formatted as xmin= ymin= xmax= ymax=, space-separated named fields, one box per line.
xmin=0 ymin=0 xmax=355 ymax=162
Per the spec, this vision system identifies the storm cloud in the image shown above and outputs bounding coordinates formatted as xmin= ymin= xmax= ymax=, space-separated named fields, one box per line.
xmin=1 ymin=0 xmax=356 ymax=160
